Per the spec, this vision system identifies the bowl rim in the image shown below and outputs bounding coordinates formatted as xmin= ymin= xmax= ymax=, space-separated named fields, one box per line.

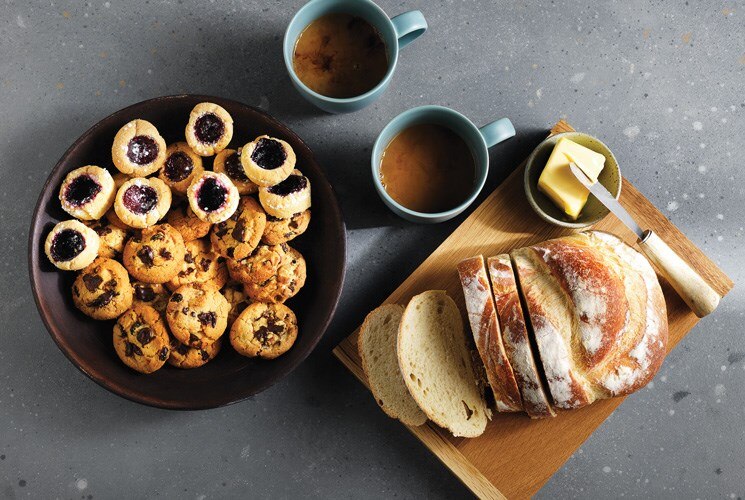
xmin=370 ymin=105 xmax=489 ymax=221
xmin=27 ymin=93 xmax=347 ymax=410
xmin=523 ymin=131 xmax=622 ymax=229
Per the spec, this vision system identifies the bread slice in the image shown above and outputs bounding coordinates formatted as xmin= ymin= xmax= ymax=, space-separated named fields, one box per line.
xmin=487 ymin=255 xmax=556 ymax=418
xmin=398 ymin=290 xmax=489 ymax=438
xmin=457 ymin=256 xmax=523 ymax=412
xmin=358 ymin=304 xmax=427 ymax=427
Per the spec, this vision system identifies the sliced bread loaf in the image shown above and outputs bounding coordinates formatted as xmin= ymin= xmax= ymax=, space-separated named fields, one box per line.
xmin=398 ymin=290 xmax=489 ymax=438
xmin=358 ymin=304 xmax=427 ymax=427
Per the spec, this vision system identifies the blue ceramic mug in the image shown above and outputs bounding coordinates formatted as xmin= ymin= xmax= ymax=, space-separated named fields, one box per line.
xmin=372 ymin=106 xmax=516 ymax=223
xmin=283 ymin=0 xmax=427 ymax=113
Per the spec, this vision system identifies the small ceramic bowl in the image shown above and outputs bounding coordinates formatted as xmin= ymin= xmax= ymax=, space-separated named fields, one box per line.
xmin=524 ymin=132 xmax=622 ymax=228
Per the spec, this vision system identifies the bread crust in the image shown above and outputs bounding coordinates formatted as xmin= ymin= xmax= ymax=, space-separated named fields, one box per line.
xmin=457 ymin=256 xmax=523 ymax=412
xmin=487 ymin=255 xmax=556 ymax=419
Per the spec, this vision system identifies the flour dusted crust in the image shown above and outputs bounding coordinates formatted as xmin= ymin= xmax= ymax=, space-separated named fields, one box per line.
xmin=258 ymin=169 xmax=311 ymax=219
xmin=72 ymin=257 xmax=133 ymax=320
xmin=511 ymin=231 xmax=668 ymax=410
xmin=487 ymin=255 xmax=555 ymax=419
xmin=213 ymin=148 xmax=258 ymax=195
xmin=230 ymin=302 xmax=298 ymax=359
xmin=114 ymin=177 xmax=172 ymax=229
xmin=112 ymin=119 xmax=167 ymax=176
xmin=457 ymin=256 xmax=523 ymax=413
xmin=184 ymin=102 xmax=233 ymax=156
xmin=58 ymin=165 xmax=116 ymax=221
xmin=45 ymin=220 xmax=100 ymax=271
xmin=157 ymin=142 xmax=204 ymax=195
xmin=240 ymin=135 xmax=296 ymax=187
xmin=186 ymin=171 xmax=240 ymax=224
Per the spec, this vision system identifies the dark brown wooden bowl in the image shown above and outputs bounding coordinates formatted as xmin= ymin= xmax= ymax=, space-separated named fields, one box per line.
xmin=28 ymin=95 xmax=346 ymax=409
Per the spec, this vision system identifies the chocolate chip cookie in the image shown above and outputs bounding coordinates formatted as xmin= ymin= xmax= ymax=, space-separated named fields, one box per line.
xmin=166 ymin=238 xmax=228 ymax=291
xmin=158 ymin=142 xmax=204 ymax=195
xmin=58 ymin=165 xmax=116 ymax=221
xmin=185 ymin=102 xmax=233 ymax=156
xmin=226 ymin=242 xmax=288 ymax=285
xmin=112 ymin=119 xmax=167 ymax=176
xmin=165 ymin=202 xmax=212 ymax=241
xmin=167 ymin=336 xmax=222 ymax=369
xmin=72 ymin=257 xmax=133 ymax=320
xmin=45 ymin=219 xmax=100 ymax=271
xmin=210 ymin=196 xmax=266 ymax=260
xmin=261 ymin=210 xmax=311 ymax=245
xmin=84 ymin=216 xmax=131 ymax=260
xmin=213 ymin=148 xmax=258 ymax=195
xmin=166 ymin=282 xmax=230 ymax=348
xmin=123 ymin=224 xmax=185 ymax=283
xmin=222 ymin=281 xmax=252 ymax=327
xmin=131 ymin=282 xmax=170 ymax=313
xmin=113 ymin=304 xmax=170 ymax=374
xmin=230 ymin=302 xmax=298 ymax=359
xmin=242 ymin=246 xmax=306 ymax=303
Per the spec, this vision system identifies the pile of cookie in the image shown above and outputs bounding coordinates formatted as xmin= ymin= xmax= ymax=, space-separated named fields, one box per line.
xmin=44 ymin=102 xmax=311 ymax=374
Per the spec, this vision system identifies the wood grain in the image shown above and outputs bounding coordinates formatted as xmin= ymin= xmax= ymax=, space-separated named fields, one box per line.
xmin=333 ymin=120 xmax=733 ymax=499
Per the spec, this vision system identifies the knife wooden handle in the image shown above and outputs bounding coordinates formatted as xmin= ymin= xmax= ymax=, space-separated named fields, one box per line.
xmin=639 ymin=231 xmax=720 ymax=318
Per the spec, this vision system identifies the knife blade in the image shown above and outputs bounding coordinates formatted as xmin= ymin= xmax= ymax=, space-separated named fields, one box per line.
xmin=568 ymin=162 xmax=644 ymax=240
xmin=567 ymin=160 xmax=720 ymax=318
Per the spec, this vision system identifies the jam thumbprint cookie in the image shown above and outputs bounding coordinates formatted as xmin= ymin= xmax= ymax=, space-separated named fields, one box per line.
xmin=157 ymin=142 xmax=204 ymax=195
xmin=83 ymin=217 xmax=130 ymax=260
xmin=258 ymin=170 xmax=311 ymax=219
xmin=261 ymin=210 xmax=311 ymax=245
xmin=166 ymin=282 xmax=230 ymax=348
xmin=112 ymin=119 xmax=167 ymax=176
xmin=113 ymin=304 xmax=170 ymax=374
xmin=168 ymin=336 xmax=222 ymax=369
xmin=185 ymin=102 xmax=233 ymax=156
xmin=58 ymin=165 xmax=116 ymax=221
xmin=240 ymin=135 xmax=296 ymax=187
xmin=166 ymin=238 xmax=228 ymax=291
xmin=187 ymin=171 xmax=239 ymax=223
xmin=230 ymin=302 xmax=298 ymax=359
xmin=122 ymin=224 xmax=185 ymax=284
xmin=45 ymin=220 xmax=100 ymax=271
xmin=72 ymin=257 xmax=133 ymax=320
xmin=114 ymin=177 xmax=172 ymax=229
xmin=210 ymin=196 xmax=267 ymax=260
xmin=213 ymin=148 xmax=258 ymax=195
xmin=131 ymin=282 xmax=170 ymax=313
xmin=165 ymin=202 xmax=212 ymax=241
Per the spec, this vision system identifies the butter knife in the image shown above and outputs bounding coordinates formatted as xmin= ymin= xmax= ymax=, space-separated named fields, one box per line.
xmin=569 ymin=162 xmax=720 ymax=317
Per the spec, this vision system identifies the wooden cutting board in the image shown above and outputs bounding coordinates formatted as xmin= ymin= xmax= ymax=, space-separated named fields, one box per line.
xmin=332 ymin=120 xmax=733 ymax=499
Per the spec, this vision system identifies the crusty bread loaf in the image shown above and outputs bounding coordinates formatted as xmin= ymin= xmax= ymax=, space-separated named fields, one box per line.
xmin=487 ymin=255 xmax=556 ymax=419
xmin=398 ymin=290 xmax=489 ymax=437
xmin=511 ymin=231 xmax=668 ymax=410
xmin=457 ymin=256 xmax=523 ymax=412
xmin=358 ymin=304 xmax=427 ymax=427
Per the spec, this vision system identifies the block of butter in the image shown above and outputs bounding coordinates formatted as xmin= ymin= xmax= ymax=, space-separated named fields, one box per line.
xmin=537 ymin=137 xmax=606 ymax=220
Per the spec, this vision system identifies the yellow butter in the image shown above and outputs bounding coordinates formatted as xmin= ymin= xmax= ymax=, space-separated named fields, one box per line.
xmin=537 ymin=137 xmax=606 ymax=220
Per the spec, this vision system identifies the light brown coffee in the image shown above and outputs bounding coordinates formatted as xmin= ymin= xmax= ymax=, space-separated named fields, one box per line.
xmin=293 ymin=13 xmax=388 ymax=98
xmin=379 ymin=124 xmax=476 ymax=214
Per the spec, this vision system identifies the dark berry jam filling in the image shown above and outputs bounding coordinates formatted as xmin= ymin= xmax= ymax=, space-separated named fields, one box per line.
xmin=127 ymin=135 xmax=159 ymax=165
xmin=251 ymin=138 xmax=287 ymax=170
xmin=122 ymin=184 xmax=158 ymax=214
xmin=163 ymin=152 xmax=194 ymax=182
xmin=197 ymin=177 xmax=227 ymax=212
xmin=65 ymin=174 xmax=101 ymax=207
xmin=51 ymin=229 xmax=85 ymax=262
xmin=224 ymin=152 xmax=250 ymax=182
xmin=267 ymin=174 xmax=307 ymax=196
xmin=194 ymin=113 xmax=224 ymax=144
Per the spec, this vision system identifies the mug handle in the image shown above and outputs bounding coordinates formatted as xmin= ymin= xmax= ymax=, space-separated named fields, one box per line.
xmin=390 ymin=11 xmax=427 ymax=50
xmin=479 ymin=118 xmax=516 ymax=148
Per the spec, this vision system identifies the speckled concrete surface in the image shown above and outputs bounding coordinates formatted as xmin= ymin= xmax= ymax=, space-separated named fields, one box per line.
xmin=1 ymin=0 xmax=743 ymax=498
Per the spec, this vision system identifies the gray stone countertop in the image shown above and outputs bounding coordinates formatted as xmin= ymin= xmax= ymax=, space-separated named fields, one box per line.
xmin=0 ymin=0 xmax=743 ymax=498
